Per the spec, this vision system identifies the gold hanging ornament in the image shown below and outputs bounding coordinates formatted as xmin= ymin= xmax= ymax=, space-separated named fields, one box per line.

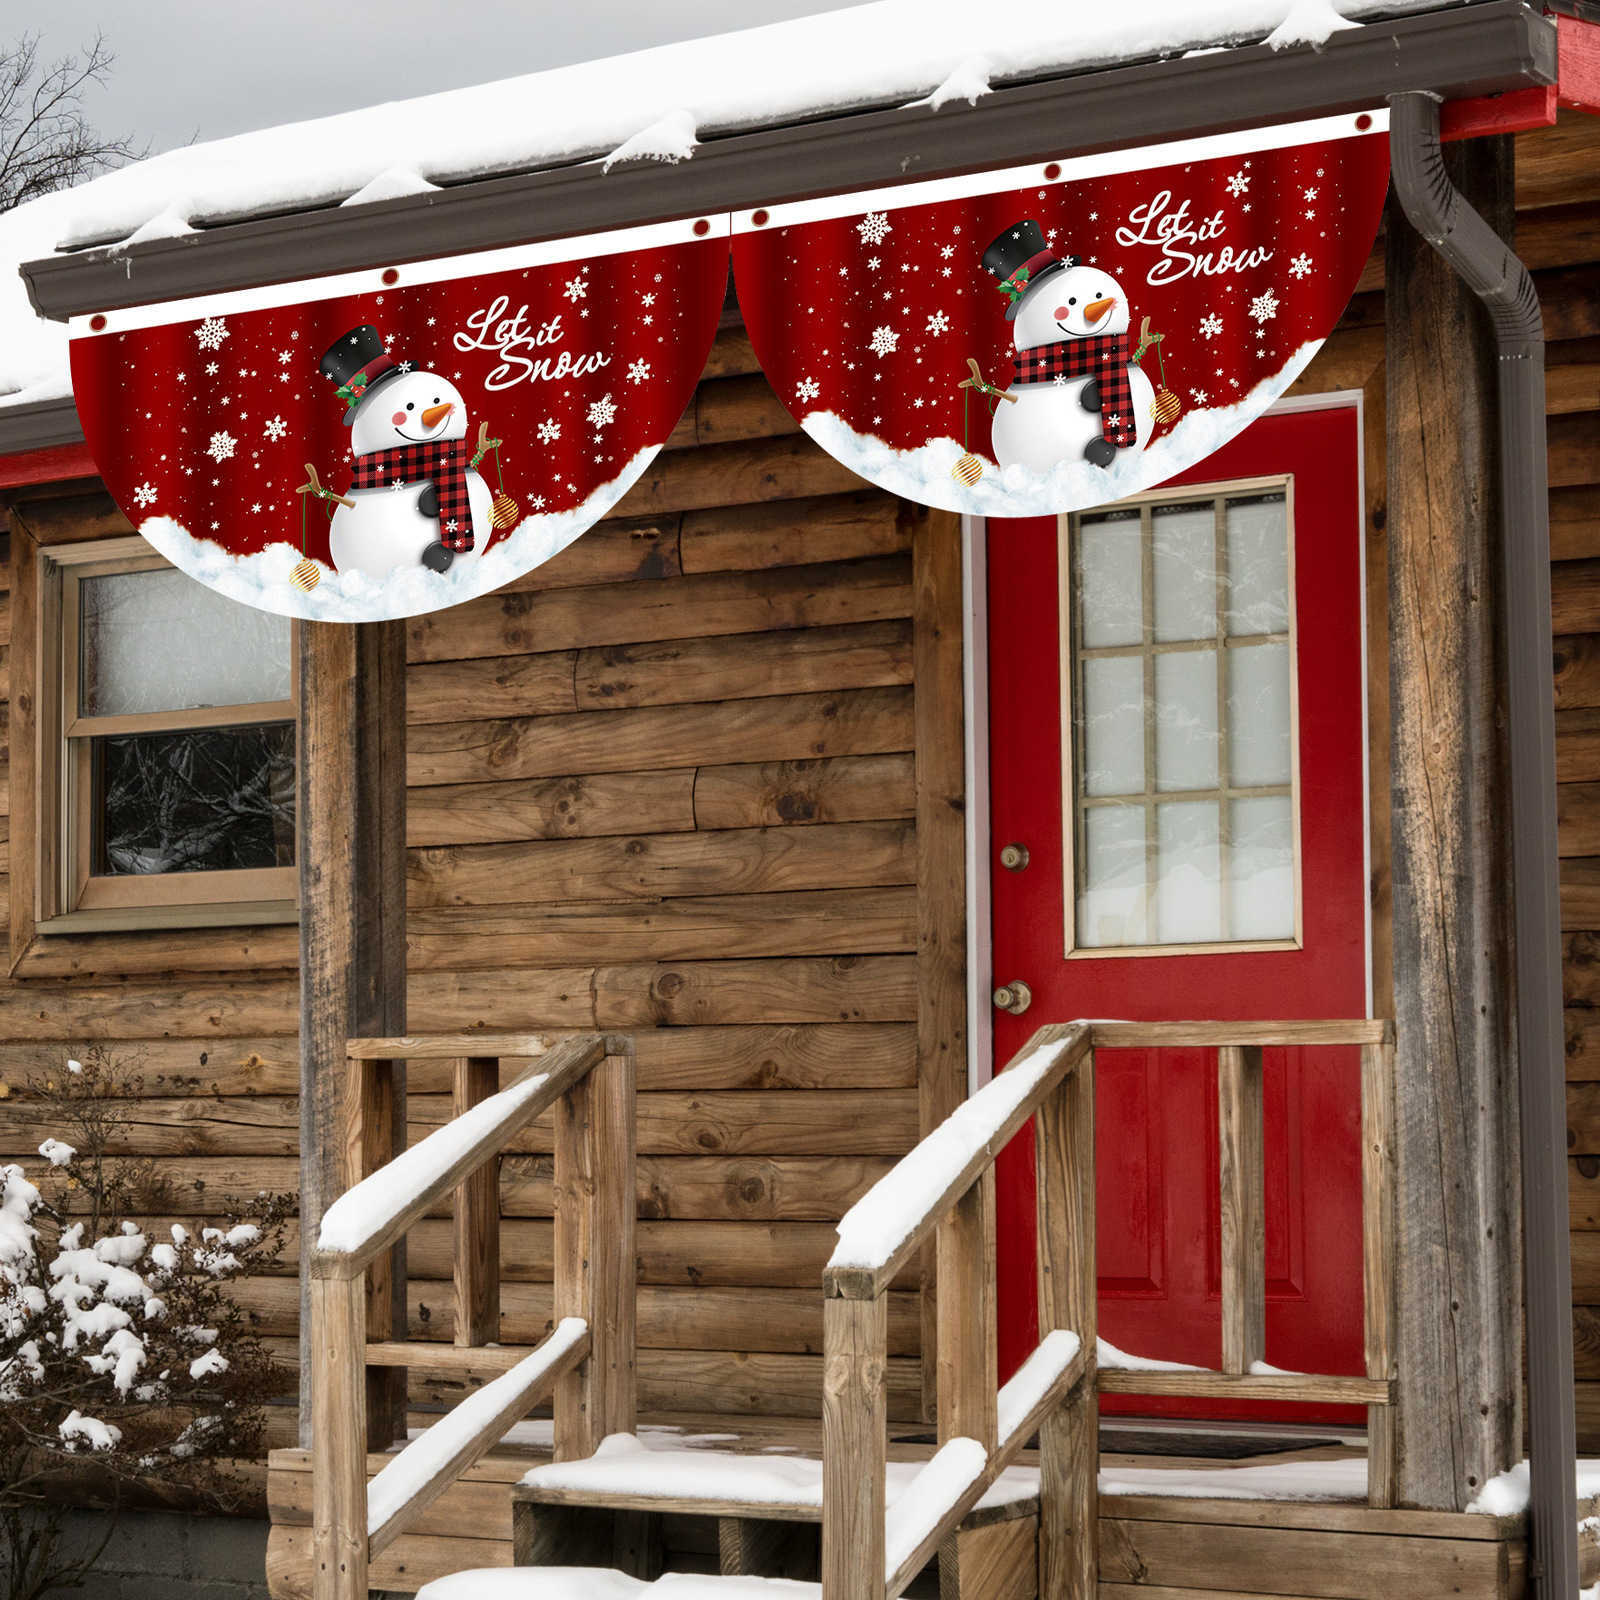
xmin=473 ymin=423 xmax=519 ymax=529
xmin=952 ymin=358 xmax=1016 ymax=485
xmin=292 ymin=463 xmax=352 ymax=593
xmin=1134 ymin=317 xmax=1182 ymax=428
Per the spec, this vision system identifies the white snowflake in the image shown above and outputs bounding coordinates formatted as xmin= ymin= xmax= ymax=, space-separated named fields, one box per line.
xmin=795 ymin=377 xmax=821 ymax=404
xmin=627 ymin=359 xmax=652 ymax=385
xmin=563 ymin=273 xmax=588 ymax=302
xmin=1304 ymin=186 xmax=1319 ymax=200
xmin=537 ymin=419 xmax=561 ymax=444
xmin=1190 ymin=388 xmax=1209 ymax=404
xmin=263 ymin=417 xmax=288 ymax=441
xmin=867 ymin=256 xmax=881 ymax=271
xmin=1226 ymin=172 xmax=1250 ymax=197
xmin=1289 ymin=253 xmax=1314 ymax=280
xmin=194 ymin=317 xmax=229 ymax=350
xmin=925 ymin=311 xmax=951 ymax=337
xmin=277 ymin=350 xmax=292 ymax=365
xmin=1249 ymin=288 xmax=1280 ymax=325
xmin=1199 ymin=313 xmax=1225 ymax=340
xmin=868 ymin=325 xmax=900 ymax=357
xmin=587 ymin=393 xmax=618 ymax=429
xmin=857 ymin=211 xmax=892 ymax=246
xmin=205 ymin=431 xmax=237 ymax=462
xmin=204 ymin=362 xmax=219 ymax=376
xmin=530 ymin=495 xmax=546 ymax=510
xmin=131 ymin=483 xmax=157 ymax=508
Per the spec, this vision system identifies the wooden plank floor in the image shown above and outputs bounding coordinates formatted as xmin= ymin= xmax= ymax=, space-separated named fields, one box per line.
xmin=264 ymin=1412 xmax=1583 ymax=1600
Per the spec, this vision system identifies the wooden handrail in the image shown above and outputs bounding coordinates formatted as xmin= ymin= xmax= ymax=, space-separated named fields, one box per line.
xmin=1089 ymin=1019 xmax=1392 ymax=1048
xmin=314 ymin=1033 xmax=604 ymax=1276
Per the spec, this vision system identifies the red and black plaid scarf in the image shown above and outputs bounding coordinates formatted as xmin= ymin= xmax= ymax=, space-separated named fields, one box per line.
xmin=348 ymin=438 xmax=476 ymax=553
xmin=1013 ymin=332 xmax=1138 ymax=450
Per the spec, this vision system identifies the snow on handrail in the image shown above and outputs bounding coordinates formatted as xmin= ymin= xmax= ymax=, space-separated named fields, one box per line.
xmin=828 ymin=1024 xmax=1088 ymax=1280
xmin=367 ymin=1317 xmax=590 ymax=1550
xmin=997 ymin=1328 xmax=1082 ymax=1446
xmin=882 ymin=1437 xmax=988 ymax=1586
xmin=316 ymin=1033 xmax=604 ymax=1265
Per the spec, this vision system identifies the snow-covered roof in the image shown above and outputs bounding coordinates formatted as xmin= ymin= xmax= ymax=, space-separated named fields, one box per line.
xmin=0 ymin=0 xmax=1469 ymax=416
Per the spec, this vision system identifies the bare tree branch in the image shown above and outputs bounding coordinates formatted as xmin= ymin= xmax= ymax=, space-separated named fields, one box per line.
xmin=0 ymin=32 xmax=142 ymax=216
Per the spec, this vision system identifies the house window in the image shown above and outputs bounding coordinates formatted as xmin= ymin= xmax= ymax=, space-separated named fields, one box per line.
xmin=39 ymin=537 xmax=296 ymax=929
xmin=1062 ymin=478 xmax=1300 ymax=954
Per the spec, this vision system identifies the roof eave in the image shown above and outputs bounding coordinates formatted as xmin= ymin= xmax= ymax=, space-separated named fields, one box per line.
xmin=6 ymin=2 xmax=1558 ymax=424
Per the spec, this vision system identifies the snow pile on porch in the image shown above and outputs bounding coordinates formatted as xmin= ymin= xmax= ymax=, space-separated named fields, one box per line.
xmin=1466 ymin=1459 xmax=1600 ymax=1515
xmin=2 ymin=0 xmax=1467 ymax=410
xmin=417 ymin=1573 xmax=821 ymax=1599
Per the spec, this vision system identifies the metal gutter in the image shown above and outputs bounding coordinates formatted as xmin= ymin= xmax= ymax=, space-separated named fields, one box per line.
xmin=1389 ymin=90 xmax=1578 ymax=1600
xmin=18 ymin=1 xmax=1555 ymax=325
xmin=0 ymin=394 xmax=82 ymax=453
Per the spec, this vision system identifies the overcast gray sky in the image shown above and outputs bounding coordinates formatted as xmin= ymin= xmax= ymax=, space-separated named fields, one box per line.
xmin=28 ymin=2 xmax=862 ymax=158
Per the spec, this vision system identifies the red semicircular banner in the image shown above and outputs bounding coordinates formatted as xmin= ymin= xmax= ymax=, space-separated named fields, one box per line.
xmin=732 ymin=112 xmax=1389 ymax=516
xmin=69 ymin=218 xmax=730 ymax=621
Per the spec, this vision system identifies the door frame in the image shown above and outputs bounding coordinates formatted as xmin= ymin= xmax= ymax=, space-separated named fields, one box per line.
xmin=962 ymin=388 xmax=1374 ymax=1095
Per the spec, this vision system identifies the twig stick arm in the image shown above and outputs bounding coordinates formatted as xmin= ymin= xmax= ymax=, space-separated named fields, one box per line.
xmin=297 ymin=462 xmax=356 ymax=511
xmin=958 ymin=356 xmax=1018 ymax=404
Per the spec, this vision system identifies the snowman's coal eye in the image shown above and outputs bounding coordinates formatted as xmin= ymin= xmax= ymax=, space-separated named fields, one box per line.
xmin=406 ymin=402 xmax=414 ymax=411
xmin=1068 ymin=297 xmax=1076 ymax=306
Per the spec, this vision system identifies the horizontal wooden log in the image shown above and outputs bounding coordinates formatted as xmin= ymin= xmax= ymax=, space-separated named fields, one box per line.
xmin=1567 ymin=933 xmax=1600 ymax=1004
xmin=693 ymin=753 xmax=916 ymax=830
xmin=1567 ymin=858 xmax=1600 ymax=930
xmin=1573 ymin=1230 xmax=1600 ymax=1301
xmin=1569 ymin=1082 xmax=1600 ymax=1155
xmin=0 ymin=978 xmax=298 ymax=1040
xmin=1287 ymin=324 xmax=1385 ymax=396
xmin=592 ymin=955 xmax=916 ymax=1027
xmin=1518 ymin=115 xmax=1600 ymax=212
xmin=1573 ymin=1157 xmax=1600 ymax=1230
xmin=0 ymin=1096 xmax=302 ymax=1156
xmin=702 ymin=325 xmax=758 ymax=381
xmin=408 ymin=650 xmax=578 ymax=724
xmin=1552 ymin=487 xmax=1600 ymax=563
xmin=673 ymin=372 xmax=799 ymax=452
xmin=408 ymin=685 xmax=913 ymax=786
xmin=10 ymin=924 xmax=299 ymax=979
xmin=408 ymin=554 xmax=910 ymax=665
xmin=407 ymin=767 xmax=697 ymax=848
xmin=1555 ymin=636 xmax=1600 ymax=711
xmin=1568 ymin=1009 xmax=1600 ymax=1079
xmin=500 ymin=516 xmax=682 ymax=594
xmin=1556 ymin=708 xmax=1600 ymax=782
xmin=1553 ymin=413 xmax=1600 ymax=490
xmin=407 ymin=819 xmax=914 ymax=907
xmin=1554 ymin=563 xmax=1600 ymax=635
xmin=1561 ymin=788 xmax=1600 ymax=857
xmin=406 ymin=968 xmax=598 ymax=1031
xmin=613 ymin=432 xmax=864 ymax=518
xmin=0 ymin=1036 xmax=298 ymax=1096
xmin=1549 ymin=361 xmax=1600 ymax=416
xmin=406 ymin=885 xmax=917 ymax=967
xmin=678 ymin=491 xmax=909 ymax=575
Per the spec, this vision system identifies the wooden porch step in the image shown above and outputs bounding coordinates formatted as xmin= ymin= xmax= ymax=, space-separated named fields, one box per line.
xmin=415 ymin=1571 xmax=820 ymax=1599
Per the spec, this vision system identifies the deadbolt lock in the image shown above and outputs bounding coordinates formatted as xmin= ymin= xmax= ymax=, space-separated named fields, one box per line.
xmin=1000 ymin=842 xmax=1030 ymax=872
xmin=992 ymin=979 xmax=1033 ymax=1016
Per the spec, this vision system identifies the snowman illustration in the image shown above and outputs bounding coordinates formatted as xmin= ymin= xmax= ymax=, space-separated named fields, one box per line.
xmin=310 ymin=324 xmax=495 ymax=579
xmin=980 ymin=220 xmax=1155 ymax=476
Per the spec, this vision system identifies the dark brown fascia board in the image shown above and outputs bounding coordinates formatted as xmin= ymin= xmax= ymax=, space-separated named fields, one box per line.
xmin=19 ymin=1 xmax=1555 ymax=326
xmin=0 ymin=394 xmax=82 ymax=453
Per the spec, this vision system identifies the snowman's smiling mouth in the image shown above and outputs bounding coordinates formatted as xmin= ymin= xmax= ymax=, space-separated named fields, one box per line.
xmin=394 ymin=423 xmax=449 ymax=443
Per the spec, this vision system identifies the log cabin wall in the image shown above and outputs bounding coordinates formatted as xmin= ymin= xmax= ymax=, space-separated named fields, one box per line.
xmin=0 ymin=105 xmax=1596 ymax=1474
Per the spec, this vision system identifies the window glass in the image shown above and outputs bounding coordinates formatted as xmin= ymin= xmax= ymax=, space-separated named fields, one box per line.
xmin=1068 ymin=485 xmax=1297 ymax=950
xmin=80 ymin=568 xmax=291 ymax=717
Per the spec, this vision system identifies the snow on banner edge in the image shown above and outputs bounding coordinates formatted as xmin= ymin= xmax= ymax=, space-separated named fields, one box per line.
xmin=731 ymin=111 xmax=1389 ymax=516
xmin=67 ymin=217 xmax=730 ymax=622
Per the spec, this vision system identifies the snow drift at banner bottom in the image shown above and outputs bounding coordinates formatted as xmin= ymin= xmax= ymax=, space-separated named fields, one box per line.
xmin=69 ymin=219 xmax=730 ymax=621
xmin=732 ymin=112 xmax=1390 ymax=517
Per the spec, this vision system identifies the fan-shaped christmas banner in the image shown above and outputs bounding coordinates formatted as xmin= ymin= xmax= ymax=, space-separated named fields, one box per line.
xmin=731 ymin=112 xmax=1389 ymax=516
xmin=69 ymin=217 xmax=730 ymax=621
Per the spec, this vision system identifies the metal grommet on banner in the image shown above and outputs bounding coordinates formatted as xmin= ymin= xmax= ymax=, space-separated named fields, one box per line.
xmin=381 ymin=268 xmax=400 ymax=286
xmin=693 ymin=218 xmax=711 ymax=236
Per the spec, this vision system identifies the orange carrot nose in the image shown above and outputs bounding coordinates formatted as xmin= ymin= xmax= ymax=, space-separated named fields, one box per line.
xmin=421 ymin=401 xmax=455 ymax=428
xmin=1084 ymin=296 xmax=1117 ymax=323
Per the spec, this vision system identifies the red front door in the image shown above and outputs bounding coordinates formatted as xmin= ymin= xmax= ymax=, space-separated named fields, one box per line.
xmin=987 ymin=404 xmax=1369 ymax=1419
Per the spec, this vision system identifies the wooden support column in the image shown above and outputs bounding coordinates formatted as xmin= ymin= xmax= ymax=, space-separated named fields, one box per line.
xmin=936 ymin=1167 xmax=999 ymax=1450
xmin=822 ymin=1292 xmax=888 ymax=1600
xmin=1385 ymin=148 xmax=1523 ymax=1509
xmin=453 ymin=1055 xmax=502 ymax=1346
xmin=299 ymin=620 xmax=409 ymax=1447
xmin=1217 ymin=1045 xmax=1265 ymax=1376
xmin=917 ymin=505 xmax=969 ymax=1421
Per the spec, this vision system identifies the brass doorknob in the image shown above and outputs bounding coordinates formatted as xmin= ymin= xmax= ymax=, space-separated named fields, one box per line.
xmin=993 ymin=980 xmax=1033 ymax=1016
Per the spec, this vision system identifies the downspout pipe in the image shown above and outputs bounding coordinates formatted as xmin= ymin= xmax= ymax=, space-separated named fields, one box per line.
xmin=1388 ymin=92 xmax=1577 ymax=1599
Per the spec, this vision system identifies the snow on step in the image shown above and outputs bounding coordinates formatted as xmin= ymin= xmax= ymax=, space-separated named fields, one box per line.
xmin=522 ymin=1433 xmax=1040 ymax=1514
xmin=418 ymin=1571 xmax=821 ymax=1598
xmin=1096 ymin=1335 xmax=1202 ymax=1373
xmin=318 ymin=1067 xmax=553 ymax=1255
xmin=883 ymin=1437 xmax=988 ymax=1581
xmin=829 ymin=1029 xmax=1083 ymax=1273
xmin=367 ymin=1318 xmax=588 ymax=1538
xmin=997 ymin=1328 xmax=1082 ymax=1443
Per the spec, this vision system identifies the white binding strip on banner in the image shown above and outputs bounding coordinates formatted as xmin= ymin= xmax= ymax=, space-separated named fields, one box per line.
xmin=73 ymin=213 xmax=730 ymax=338
xmin=730 ymin=108 xmax=1390 ymax=235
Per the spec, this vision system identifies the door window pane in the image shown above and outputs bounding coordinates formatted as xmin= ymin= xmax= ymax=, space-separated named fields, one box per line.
xmin=81 ymin=568 xmax=291 ymax=717
xmin=1067 ymin=481 xmax=1299 ymax=950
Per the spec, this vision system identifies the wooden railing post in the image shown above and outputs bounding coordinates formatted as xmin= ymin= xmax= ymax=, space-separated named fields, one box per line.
xmin=1363 ymin=1034 xmax=1399 ymax=1507
xmin=311 ymin=1265 xmax=369 ymax=1600
xmin=1036 ymin=1051 xmax=1098 ymax=1600
xmin=935 ymin=1166 xmax=998 ymax=1450
xmin=453 ymin=1055 xmax=501 ymax=1347
xmin=347 ymin=1054 xmax=405 ymax=1450
xmin=822 ymin=1291 xmax=887 ymax=1600
xmin=553 ymin=1035 xmax=637 ymax=1460
xmin=1218 ymin=1044 xmax=1266 ymax=1375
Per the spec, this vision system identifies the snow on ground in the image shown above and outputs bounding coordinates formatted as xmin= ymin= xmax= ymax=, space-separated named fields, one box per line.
xmin=802 ymin=342 xmax=1322 ymax=518
xmin=136 ymin=445 xmax=655 ymax=623
xmin=1467 ymin=1460 xmax=1600 ymax=1516
xmin=2 ymin=1 xmax=1463 ymax=412
xmin=1100 ymin=1457 xmax=1368 ymax=1501
xmin=829 ymin=1029 xmax=1084 ymax=1273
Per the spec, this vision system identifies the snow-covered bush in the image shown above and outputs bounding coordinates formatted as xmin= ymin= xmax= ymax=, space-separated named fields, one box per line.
xmin=0 ymin=1050 xmax=290 ymax=1600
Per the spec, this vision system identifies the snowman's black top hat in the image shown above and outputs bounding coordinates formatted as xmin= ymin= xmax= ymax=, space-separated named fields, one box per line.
xmin=981 ymin=220 xmax=1079 ymax=322
xmin=319 ymin=325 xmax=407 ymax=426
